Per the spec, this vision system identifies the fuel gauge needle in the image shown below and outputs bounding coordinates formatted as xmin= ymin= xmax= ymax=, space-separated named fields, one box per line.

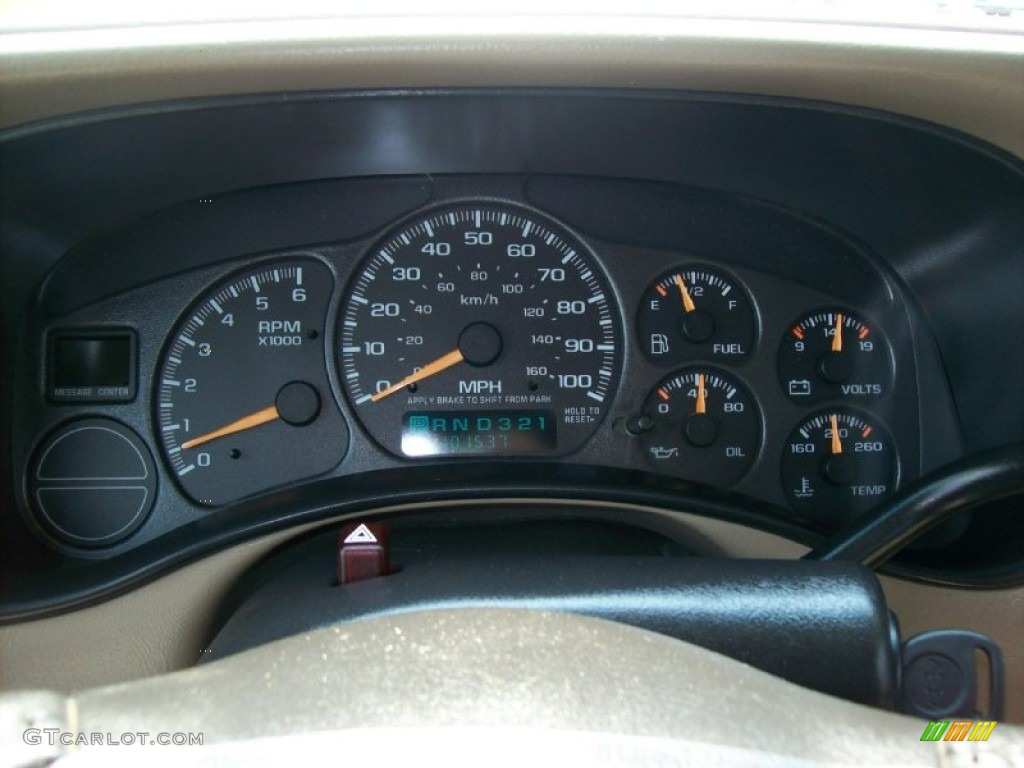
xmin=830 ymin=414 xmax=843 ymax=455
xmin=675 ymin=273 xmax=696 ymax=313
xmin=371 ymin=348 xmax=465 ymax=403
xmin=696 ymin=373 xmax=707 ymax=414
xmin=831 ymin=313 xmax=844 ymax=352
xmin=181 ymin=405 xmax=280 ymax=450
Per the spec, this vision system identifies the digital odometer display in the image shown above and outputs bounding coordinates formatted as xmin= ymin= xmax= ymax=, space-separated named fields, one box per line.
xmin=339 ymin=203 xmax=622 ymax=458
xmin=402 ymin=410 xmax=556 ymax=456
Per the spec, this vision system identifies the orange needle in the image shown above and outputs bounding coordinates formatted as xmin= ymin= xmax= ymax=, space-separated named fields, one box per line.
xmin=371 ymin=348 xmax=465 ymax=402
xmin=675 ymin=274 xmax=696 ymax=313
xmin=830 ymin=414 xmax=843 ymax=455
xmin=696 ymin=373 xmax=707 ymax=414
xmin=181 ymin=405 xmax=279 ymax=450
xmin=831 ymin=313 xmax=844 ymax=352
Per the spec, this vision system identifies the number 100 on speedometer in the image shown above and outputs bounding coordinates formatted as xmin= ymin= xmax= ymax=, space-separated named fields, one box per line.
xmin=338 ymin=203 xmax=623 ymax=458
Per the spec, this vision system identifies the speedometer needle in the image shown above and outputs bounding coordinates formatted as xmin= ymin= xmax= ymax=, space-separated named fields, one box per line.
xmin=675 ymin=273 xmax=696 ymax=313
xmin=371 ymin=348 xmax=466 ymax=403
xmin=181 ymin=405 xmax=280 ymax=450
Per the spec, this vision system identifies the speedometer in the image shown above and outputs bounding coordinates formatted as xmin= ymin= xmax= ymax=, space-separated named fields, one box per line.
xmin=339 ymin=203 xmax=622 ymax=457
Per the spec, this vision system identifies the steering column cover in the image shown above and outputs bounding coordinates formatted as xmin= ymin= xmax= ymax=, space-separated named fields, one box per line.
xmin=208 ymin=543 xmax=900 ymax=708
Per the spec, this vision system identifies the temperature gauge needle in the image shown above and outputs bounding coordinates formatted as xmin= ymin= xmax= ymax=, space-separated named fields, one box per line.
xmin=831 ymin=313 xmax=844 ymax=352
xmin=830 ymin=414 xmax=843 ymax=455
xmin=181 ymin=405 xmax=280 ymax=450
xmin=675 ymin=273 xmax=696 ymax=313
xmin=696 ymin=373 xmax=707 ymax=414
xmin=371 ymin=348 xmax=465 ymax=403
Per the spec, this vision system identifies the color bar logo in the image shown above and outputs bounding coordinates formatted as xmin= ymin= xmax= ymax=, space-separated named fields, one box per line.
xmin=921 ymin=721 xmax=997 ymax=742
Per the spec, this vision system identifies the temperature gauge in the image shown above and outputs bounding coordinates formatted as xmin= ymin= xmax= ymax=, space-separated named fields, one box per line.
xmin=781 ymin=409 xmax=897 ymax=520
xmin=636 ymin=265 xmax=757 ymax=366
xmin=778 ymin=308 xmax=891 ymax=404
xmin=635 ymin=367 xmax=761 ymax=486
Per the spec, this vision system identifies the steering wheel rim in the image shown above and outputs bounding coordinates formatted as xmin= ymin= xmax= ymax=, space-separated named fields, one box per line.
xmin=6 ymin=608 xmax=1022 ymax=767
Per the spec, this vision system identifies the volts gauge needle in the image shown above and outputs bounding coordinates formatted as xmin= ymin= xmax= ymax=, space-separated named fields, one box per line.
xmin=695 ymin=373 xmax=707 ymax=414
xmin=831 ymin=313 xmax=844 ymax=352
xmin=675 ymin=273 xmax=696 ymax=313
xmin=830 ymin=414 xmax=843 ymax=455
xmin=181 ymin=405 xmax=280 ymax=450
xmin=371 ymin=348 xmax=465 ymax=403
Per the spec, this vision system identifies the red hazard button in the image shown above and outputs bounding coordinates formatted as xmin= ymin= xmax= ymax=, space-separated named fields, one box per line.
xmin=337 ymin=522 xmax=390 ymax=585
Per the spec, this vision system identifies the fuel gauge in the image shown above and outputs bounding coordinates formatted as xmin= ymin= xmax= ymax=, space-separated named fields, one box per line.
xmin=781 ymin=409 xmax=897 ymax=520
xmin=636 ymin=265 xmax=757 ymax=366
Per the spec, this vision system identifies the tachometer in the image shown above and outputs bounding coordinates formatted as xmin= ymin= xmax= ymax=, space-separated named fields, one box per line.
xmin=155 ymin=259 xmax=348 ymax=505
xmin=339 ymin=203 xmax=622 ymax=457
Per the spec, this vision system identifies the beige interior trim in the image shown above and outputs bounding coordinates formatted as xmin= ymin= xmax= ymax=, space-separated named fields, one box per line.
xmin=2 ymin=510 xmax=1020 ymax=723
xmin=1 ymin=17 xmax=1023 ymax=160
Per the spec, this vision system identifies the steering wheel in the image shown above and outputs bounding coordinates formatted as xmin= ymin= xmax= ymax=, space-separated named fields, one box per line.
xmin=4 ymin=444 xmax=1024 ymax=767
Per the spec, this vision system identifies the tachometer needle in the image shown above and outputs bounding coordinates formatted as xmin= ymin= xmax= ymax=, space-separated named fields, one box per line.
xmin=830 ymin=414 xmax=843 ymax=455
xmin=181 ymin=405 xmax=280 ymax=450
xmin=371 ymin=348 xmax=466 ymax=403
xmin=831 ymin=313 xmax=844 ymax=352
xmin=696 ymin=373 xmax=707 ymax=415
xmin=675 ymin=273 xmax=696 ymax=313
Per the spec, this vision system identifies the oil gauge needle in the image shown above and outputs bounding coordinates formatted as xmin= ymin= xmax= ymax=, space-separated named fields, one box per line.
xmin=831 ymin=313 xmax=844 ymax=352
xmin=830 ymin=414 xmax=843 ymax=455
xmin=696 ymin=373 xmax=707 ymax=414
xmin=371 ymin=348 xmax=466 ymax=403
xmin=181 ymin=405 xmax=280 ymax=450
xmin=675 ymin=273 xmax=696 ymax=313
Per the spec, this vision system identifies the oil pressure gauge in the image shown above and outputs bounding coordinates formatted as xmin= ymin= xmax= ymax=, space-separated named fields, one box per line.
xmin=636 ymin=367 xmax=761 ymax=486
xmin=636 ymin=265 xmax=757 ymax=366
xmin=778 ymin=308 xmax=891 ymax=404
xmin=782 ymin=409 xmax=897 ymax=521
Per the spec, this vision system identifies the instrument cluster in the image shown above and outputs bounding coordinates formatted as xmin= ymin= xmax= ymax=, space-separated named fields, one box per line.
xmin=13 ymin=176 xmax=930 ymax=555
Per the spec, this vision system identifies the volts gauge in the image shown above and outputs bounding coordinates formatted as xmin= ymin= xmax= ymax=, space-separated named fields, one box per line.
xmin=778 ymin=308 xmax=891 ymax=404
xmin=636 ymin=266 xmax=757 ymax=366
